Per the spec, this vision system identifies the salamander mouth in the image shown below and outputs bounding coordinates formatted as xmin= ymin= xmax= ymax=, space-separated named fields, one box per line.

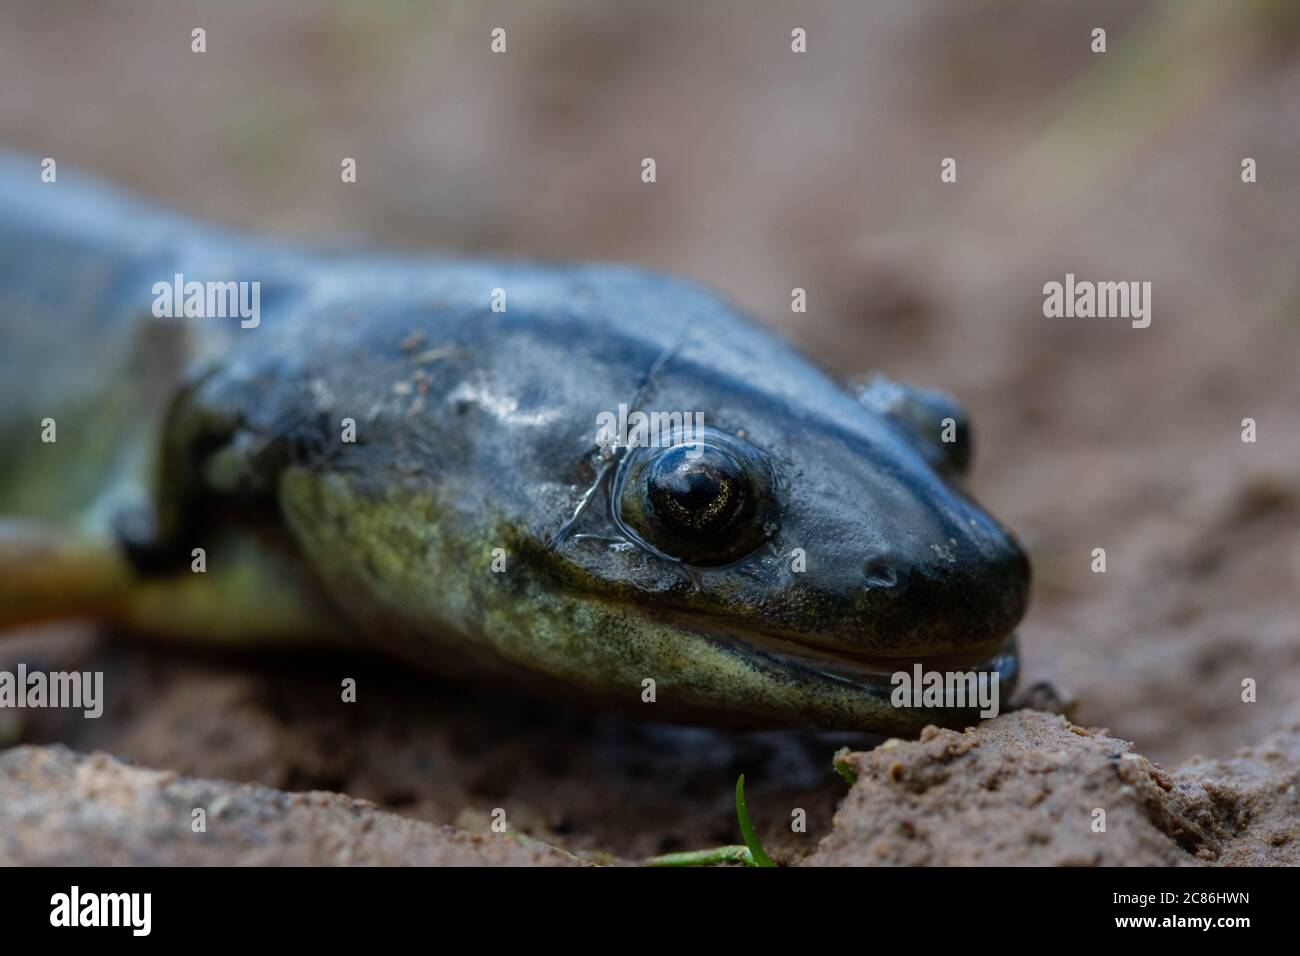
xmin=751 ymin=630 xmax=1016 ymax=681
xmin=694 ymin=621 xmax=1020 ymax=694
xmin=650 ymin=602 xmax=1020 ymax=682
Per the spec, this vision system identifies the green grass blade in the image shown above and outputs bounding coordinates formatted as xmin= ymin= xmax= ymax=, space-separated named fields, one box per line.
xmin=643 ymin=845 xmax=753 ymax=867
xmin=734 ymin=774 xmax=776 ymax=867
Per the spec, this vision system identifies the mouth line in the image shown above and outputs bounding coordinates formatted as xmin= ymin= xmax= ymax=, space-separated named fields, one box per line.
xmin=688 ymin=620 xmax=1019 ymax=688
xmin=757 ymin=630 xmax=1013 ymax=675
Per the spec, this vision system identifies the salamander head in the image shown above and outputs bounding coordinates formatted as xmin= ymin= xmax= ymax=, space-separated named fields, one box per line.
xmin=260 ymin=265 xmax=1030 ymax=733
xmin=497 ymin=274 xmax=1032 ymax=732
xmin=527 ymin=387 xmax=1027 ymax=730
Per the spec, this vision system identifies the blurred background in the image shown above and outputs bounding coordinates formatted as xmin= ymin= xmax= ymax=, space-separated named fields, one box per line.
xmin=1 ymin=0 xmax=1298 ymax=858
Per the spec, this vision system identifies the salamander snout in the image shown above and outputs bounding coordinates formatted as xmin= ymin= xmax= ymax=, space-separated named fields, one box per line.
xmin=852 ymin=500 xmax=1031 ymax=656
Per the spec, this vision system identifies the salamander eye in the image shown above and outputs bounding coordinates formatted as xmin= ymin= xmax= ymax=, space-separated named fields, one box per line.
xmin=614 ymin=429 xmax=777 ymax=567
xmin=647 ymin=444 xmax=749 ymax=535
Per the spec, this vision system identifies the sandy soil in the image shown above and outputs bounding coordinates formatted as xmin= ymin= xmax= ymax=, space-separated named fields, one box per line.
xmin=0 ymin=744 xmax=585 ymax=866
xmin=6 ymin=707 xmax=1295 ymax=865
xmin=1 ymin=1 xmax=1297 ymax=863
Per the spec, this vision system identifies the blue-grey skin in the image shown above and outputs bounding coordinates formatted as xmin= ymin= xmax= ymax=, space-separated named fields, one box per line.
xmin=0 ymin=154 xmax=1029 ymax=733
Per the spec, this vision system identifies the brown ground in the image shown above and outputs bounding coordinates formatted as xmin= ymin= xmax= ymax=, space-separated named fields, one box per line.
xmin=1 ymin=1 xmax=1298 ymax=864
xmin=0 ymin=744 xmax=584 ymax=866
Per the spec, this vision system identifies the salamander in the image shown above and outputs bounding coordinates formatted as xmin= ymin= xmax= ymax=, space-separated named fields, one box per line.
xmin=0 ymin=154 xmax=1030 ymax=733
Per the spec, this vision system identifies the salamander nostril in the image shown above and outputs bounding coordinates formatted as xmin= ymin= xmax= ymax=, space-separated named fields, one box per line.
xmin=862 ymin=558 xmax=900 ymax=591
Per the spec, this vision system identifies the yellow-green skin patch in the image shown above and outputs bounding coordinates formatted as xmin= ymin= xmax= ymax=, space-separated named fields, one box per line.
xmin=278 ymin=469 xmax=986 ymax=734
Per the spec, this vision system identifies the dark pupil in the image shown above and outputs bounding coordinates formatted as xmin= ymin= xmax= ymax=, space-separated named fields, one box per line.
xmin=646 ymin=445 xmax=747 ymax=535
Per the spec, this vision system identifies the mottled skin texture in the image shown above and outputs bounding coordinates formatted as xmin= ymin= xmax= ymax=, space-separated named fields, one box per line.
xmin=0 ymin=155 xmax=1029 ymax=733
